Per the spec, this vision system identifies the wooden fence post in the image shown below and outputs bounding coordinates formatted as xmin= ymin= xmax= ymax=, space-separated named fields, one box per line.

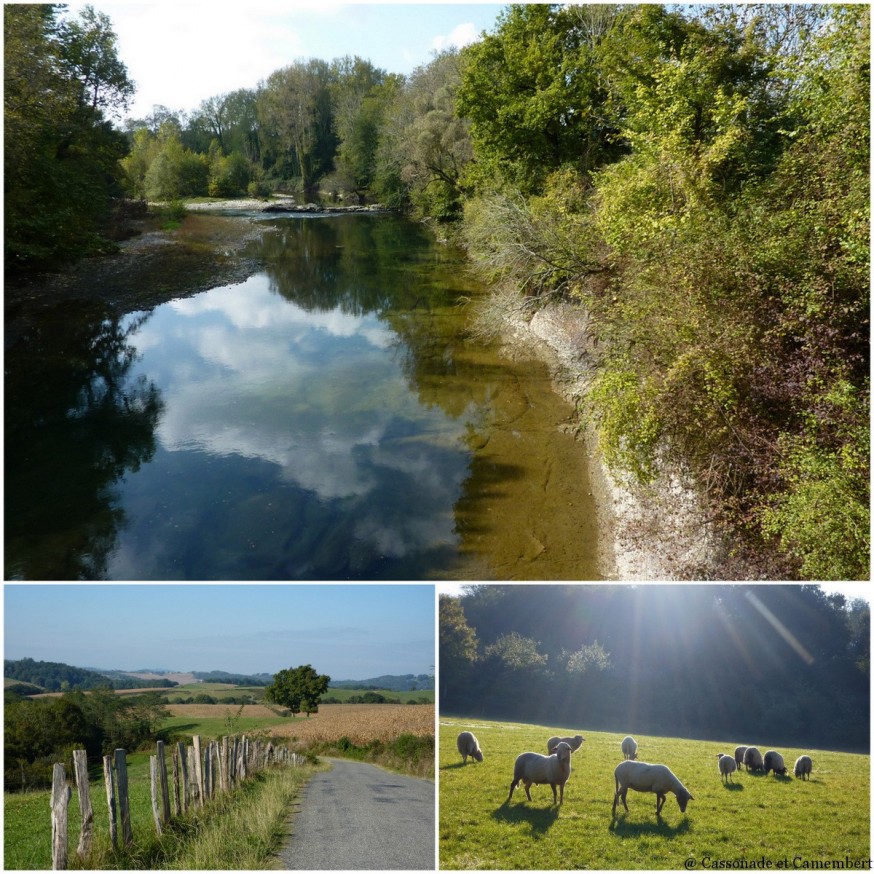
xmin=51 ymin=762 xmax=71 ymax=870
xmin=149 ymin=756 xmax=162 ymax=835
xmin=172 ymin=749 xmax=181 ymax=817
xmin=114 ymin=749 xmax=133 ymax=848
xmin=192 ymin=735 xmax=204 ymax=808
xmin=102 ymin=755 xmax=117 ymax=850
xmin=72 ymin=750 xmax=93 ymax=859
xmin=187 ymin=746 xmax=199 ymax=807
xmin=219 ymin=736 xmax=228 ymax=792
xmin=177 ymin=741 xmax=189 ymax=811
xmin=203 ymin=743 xmax=212 ymax=801
xmin=156 ymin=741 xmax=171 ymax=825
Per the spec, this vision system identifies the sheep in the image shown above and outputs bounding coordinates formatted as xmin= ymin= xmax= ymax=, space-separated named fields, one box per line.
xmin=763 ymin=750 xmax=787 ymax=776
xmin=546 ymin=734 xmax=585 ymax=755
xmin=621 ymin=736 xmax=639 ymax=760
xmin=743 ymin=746 xmax=764 ymax=773
xmin=716 ymin=753 xmax=737 ymax=783
xmin=508 ymin=741 xmax=572 ymax=805
xmin=734 ymin=745 xmax=748 ymax=769
xmin=794 ymin=755 xmax=813 ymax=780
xmin=456 ymin=731 xmax=483 ymax=764
xmin=612 ymin=760 xmax=693 ymax=816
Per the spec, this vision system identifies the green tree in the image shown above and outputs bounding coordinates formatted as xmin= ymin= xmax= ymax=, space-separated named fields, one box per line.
xmin=4 ymin=3 xmax=133 ymax=270
xmin=457 ymin=4 xmax=623 ymax=195
xmin=265 ymin=664 xmax=330 ymax=717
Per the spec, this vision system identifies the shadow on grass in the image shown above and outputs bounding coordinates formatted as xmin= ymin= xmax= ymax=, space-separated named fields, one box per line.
xmin=440 ymin=761 xmax=482 ymax=771
xmin=609 ymin=813 xmax=691 ymax=839
xmin=493 ymin=801 xmax=561 ymax=836
xmin=722 ymin=781 xmax=744 ymax=791
xmin=157 ymin=722 xmax=201 ymax=740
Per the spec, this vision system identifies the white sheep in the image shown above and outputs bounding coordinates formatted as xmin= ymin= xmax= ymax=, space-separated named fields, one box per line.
xmin=734 ymin=745 xmax=748 ymax=769
xmin=546 ymin=734 xmax=585 ymax=755
xmin=508 ymin=741 xmax=572 ymax=805
xmin=716 ymin=753 xmax=737 ymax=783
xmin=621 ymin=736 xmax=638 ymax=760
xmin=743 ymin=746 xmax=764 ymax=772
xmin=794 ymin=755 xmax=813 ymax=780
xmin=612 ymin=760 xmax=693 ymax=816
xmin=763 ymin=750 xmax=787 ymax=776
xmin=456 ymin=731 xmax=483 ymax=764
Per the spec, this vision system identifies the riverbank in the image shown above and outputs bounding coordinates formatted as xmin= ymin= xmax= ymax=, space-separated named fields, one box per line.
xmin=496 ymin=300 xmax=725 ymax=580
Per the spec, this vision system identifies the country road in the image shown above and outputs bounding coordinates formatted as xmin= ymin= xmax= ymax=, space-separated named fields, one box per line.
xmin=277 ymin=758 xmax=435 ymax=870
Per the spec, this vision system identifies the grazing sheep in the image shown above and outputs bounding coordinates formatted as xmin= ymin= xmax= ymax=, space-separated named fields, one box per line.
xmin=763 ymin=750 xmax=787 ymax=776
xmin=734 ymin=745 xmax=748 ymax=769
xmin=546 ymin=734 xmax=585 ymax=754
xmin=743 ymin=746 xmax=764 ymax=773
xmin=508 ymin=741 xmax=573 ymax=805
xmin=716 ymin=753 xmax=737 ymax=783
xmin=612 ymin=760 xmax=693 ymax=816
xmin=456 ymin=731 xmax=483 ymax=764
xmin=621 ymin=736 xmax=639 ymax=760
xmin=794 ymin=755 xmax=813 ymax=780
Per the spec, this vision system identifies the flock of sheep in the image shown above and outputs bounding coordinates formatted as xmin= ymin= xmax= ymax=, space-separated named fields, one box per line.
xmin=455 ymin=730 xmax=815 ymax=817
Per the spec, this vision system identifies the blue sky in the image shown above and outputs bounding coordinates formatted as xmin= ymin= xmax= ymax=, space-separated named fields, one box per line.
xmin=3 ymin=584 xmax=435 ymax=678
xmin=67 ymin=2 xmax=506 ymax=120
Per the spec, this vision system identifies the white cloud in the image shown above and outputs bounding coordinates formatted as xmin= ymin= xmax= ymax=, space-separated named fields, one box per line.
xmin=431 ymin=22 xmax=479 ymax=53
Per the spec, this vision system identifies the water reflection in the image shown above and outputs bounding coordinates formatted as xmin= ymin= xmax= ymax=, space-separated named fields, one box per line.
xmin=5 ymin=303 xmax=163 ymax=579
xmin=5 ymin=215 xmax=602 ymax=579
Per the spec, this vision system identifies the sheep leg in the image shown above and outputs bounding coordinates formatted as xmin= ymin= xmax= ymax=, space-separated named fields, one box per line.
xmin=507 ymin=779 xmax=517 ymax=802
xmin=656 ymin=792 xmax=666 ymax=815
xmin=558 ymin=783 xmax=564 ymax=805
xmin=524 ymin=781 xmax=533 ymax=802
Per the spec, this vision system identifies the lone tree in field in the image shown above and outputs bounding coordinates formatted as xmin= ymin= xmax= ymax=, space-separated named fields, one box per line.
xmin=265 ymin=664 xmax=330 ymax=717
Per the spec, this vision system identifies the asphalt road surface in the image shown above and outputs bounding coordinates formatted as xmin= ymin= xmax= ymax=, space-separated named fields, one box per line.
xmin=279 ymin=758 xmax=435 ymax=870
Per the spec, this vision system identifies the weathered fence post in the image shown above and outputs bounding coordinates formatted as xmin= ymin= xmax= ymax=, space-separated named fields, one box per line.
xmin=102 ymin=755 xmax=117 ymax=850
xmin=218 ymin=736 xmax=228 ymax=792
xmin=187 ymin=745 xmax=199 ymax=807
xmin=51 ymin=762 xmax=71 ymax=870
xmin=149 ymin=756 xmax=162 ymax=835
xmin=156 ymin=740 xmax=171 ymax=825
xmin=114 ymin=749 xmax=133 ymax=848
xmin=203 ymin=743 xmax=211 ymax=801
xmin=72 ymin=750 xmax=93 ymax=859
xmin=192 ymin=736 xmax=205 ymax=808
xmin=177 ymin=741 xmax=189 ymax=811
xmin=172 ymin=749 xmax=181 ymax=817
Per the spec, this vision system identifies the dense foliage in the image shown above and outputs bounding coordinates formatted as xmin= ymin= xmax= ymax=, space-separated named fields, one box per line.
xmin=456 ymin=4 xmax=869 ymax=579
xmin=4 ymin=687 xmax=167 ymax=790
xmin=4 ymin=657 xmax=177 ymax=691
xmin=440 ymin=587 xmax=870 ymax=752
xmin=4 ymin=4 xmax=133 ymax=270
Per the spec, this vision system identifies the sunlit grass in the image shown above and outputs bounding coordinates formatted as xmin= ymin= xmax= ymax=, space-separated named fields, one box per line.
xmin=4 ymin=751 xmax=322 ymax=870
xmin=439 ymin=717 xmax=870 ymax=870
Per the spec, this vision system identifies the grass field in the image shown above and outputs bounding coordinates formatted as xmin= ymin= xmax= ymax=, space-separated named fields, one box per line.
xmin=439 ymin=717 xmax=870 ymax=870
xmin=3 ymin=751 xmax=321 ymax=870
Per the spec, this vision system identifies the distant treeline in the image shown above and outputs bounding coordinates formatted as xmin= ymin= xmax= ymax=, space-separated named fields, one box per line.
xmin=441 ymin=586 xmax=870 ymax=752
xmin=4 ymin=658 xmax=177 ymax=692
xmin=191 ymin=671 xmax=271 ymax=686
xmin=330 ymin=674 xmax=435 ymax=692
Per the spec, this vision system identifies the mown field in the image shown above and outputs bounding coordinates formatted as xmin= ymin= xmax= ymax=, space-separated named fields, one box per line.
xmin=439 ymin=717 xmax=870 ymax=870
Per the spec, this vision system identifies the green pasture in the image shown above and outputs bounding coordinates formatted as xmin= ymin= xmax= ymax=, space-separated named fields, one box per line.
xmin=162 ymin=683 xmax=267 ymax=701
xmin=6 ymin=752 xmax=162 ymax=869
xmin=158 ymin=714 xmax=289 ymax=741
xmin=439 ymin=717 xmax=870 ymax=870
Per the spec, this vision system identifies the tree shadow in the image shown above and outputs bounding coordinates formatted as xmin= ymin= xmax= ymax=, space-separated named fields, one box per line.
xmin=609 ymin=813 xmax=692 ymax=839
xmin=156 ymin=723 xmax=201 ymax=740
xmin=493 ymin=801 xmax=561 ymax=836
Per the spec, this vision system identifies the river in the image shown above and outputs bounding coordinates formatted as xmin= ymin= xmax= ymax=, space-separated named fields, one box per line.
xmin=5 ymin=212 xmax=603 ymax=580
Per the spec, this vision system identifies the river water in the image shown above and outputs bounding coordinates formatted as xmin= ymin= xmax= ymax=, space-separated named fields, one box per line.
xmin=5 ymin=213 xmax=603 ymax=580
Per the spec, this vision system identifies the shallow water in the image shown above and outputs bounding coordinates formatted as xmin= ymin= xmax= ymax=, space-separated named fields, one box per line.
xmin=5 ymin=214 xmax=602 ymax=580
